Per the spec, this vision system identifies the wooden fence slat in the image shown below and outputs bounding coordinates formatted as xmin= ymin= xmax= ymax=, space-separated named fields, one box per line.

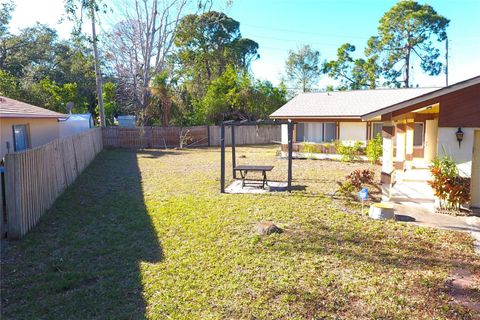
xmin=3 ymin=128 xmax=102 ymax=239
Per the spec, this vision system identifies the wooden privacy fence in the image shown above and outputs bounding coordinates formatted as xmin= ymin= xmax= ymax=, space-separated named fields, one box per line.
xmin=3 ymin=128 xmax=103 ymax=239
xmin=102 ymin=125 xmax=279 ymax=148
xmin=102 ymin=126 xmax=209 ymax=149
xmin=208 ymin=125 xmax=281 ymax=146
xmin=1 ymin=124 xmax=280 ymax=239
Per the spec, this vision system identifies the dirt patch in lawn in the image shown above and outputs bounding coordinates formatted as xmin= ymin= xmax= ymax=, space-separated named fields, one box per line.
xmin=447 ymin=266 xmax=480 ymax=315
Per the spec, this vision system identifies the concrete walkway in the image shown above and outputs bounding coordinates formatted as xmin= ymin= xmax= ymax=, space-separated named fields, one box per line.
xmin=225 ymin=180 xmax=288 ymax=194
xmin=394 ymin=203 xmax=480 ymax=253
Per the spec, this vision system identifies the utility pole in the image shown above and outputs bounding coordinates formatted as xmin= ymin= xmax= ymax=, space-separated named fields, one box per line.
xmin=445 ymin=37 xmax=449 ymax=87
xmin=90 ymin=2 xmax=106 ymax=127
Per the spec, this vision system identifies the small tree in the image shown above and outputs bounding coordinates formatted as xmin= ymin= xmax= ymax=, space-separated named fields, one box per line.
xmin=365 ymin=1 xmax=449 ymax=87
xmin=284 ymin=45 xmax=321 ymax=93
xmin=366 ymin=133 xmax=383 ymax=164
xmin=179 ymin=129 xmax=192 ymax=149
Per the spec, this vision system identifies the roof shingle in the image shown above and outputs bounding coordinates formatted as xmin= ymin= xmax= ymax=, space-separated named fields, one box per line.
xmin=0 ymin=96 xmax=66 ymax=118
xmin=270 ymin=87 xmax=438 ymax=119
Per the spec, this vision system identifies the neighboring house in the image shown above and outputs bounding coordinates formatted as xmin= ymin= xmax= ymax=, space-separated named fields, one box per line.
xmin=59 ymin=113 xmax=94 ymax=137
xmin=117 ymin=115 xmax=136 ymax=127
xmin=0 ymin=97 xmax=65 ymax=159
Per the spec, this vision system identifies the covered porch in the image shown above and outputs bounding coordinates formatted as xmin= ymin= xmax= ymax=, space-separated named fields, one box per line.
xmin=377 ymin=103 xmax=439 ymax=203
xmin=361 ymin=76 xmax=480 ymax=211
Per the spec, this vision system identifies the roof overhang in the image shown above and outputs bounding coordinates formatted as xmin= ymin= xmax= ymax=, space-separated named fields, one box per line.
xmin=361 ymin=75 xmax=480 ymax=120
xmin=0 ymin=114 xmax=65 ymax=119
xmin=270 ymin=115 xmax=362 ymax=120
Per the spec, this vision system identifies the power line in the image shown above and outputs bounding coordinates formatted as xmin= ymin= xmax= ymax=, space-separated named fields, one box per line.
xmin=241 ymin=23 xmax=370 ymax=40
xmin=251 ymin=34 xmax=359 ymax=48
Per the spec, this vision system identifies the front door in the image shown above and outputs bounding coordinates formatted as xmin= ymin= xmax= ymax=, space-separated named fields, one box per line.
xmin=471 ymin=130 xmax=480 ymax=208
xmin=424 ymin=119 xmax=438 ymax=162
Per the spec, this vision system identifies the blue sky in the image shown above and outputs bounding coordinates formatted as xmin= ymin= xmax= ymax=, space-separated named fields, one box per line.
xmin=8 ymin=0 xmax=480 ymax=88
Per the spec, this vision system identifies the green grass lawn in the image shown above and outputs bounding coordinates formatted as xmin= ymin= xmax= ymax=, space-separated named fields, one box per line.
xmin=1 ymin=146 xmax=479 ymax=319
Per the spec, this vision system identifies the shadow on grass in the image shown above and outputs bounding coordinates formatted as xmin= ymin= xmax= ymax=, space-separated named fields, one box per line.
xmin=1 ymin=149 xmax=161 ymax=319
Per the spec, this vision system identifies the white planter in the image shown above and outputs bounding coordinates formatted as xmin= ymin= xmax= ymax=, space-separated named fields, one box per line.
xmin=369 ymin=203 xmax=395 ymax=220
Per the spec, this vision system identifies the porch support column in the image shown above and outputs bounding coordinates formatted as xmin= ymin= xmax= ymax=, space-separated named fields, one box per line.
xmin=395 ymin=122 xmax=406 ymax=182
xmin=381 ymin=122 xmax=396 ymax=201
xmin=405 ymin=121 xmax=415 ymax=170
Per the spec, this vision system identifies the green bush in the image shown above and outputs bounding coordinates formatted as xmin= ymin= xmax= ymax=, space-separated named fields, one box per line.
xmin=337 ymin=181 xmax=355 ymax=199
xmin=336 ymin=141 xmax=363 ymax=162
xmin=301 ymin=142 xmax=318 ymax=154
xmin=366 ymin=133 xmax=383 ymax=164
xmin=429 ymin=156 xmax=471 ymax=211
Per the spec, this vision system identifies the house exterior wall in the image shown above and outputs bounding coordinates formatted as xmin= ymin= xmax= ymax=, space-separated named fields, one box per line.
xmin=281 ymin=124 xmax=288 ymax=144
xmin=339 ymin=122 xmax=367 ymax=146
xmin=437 ymin=127 xmax=479 ymax=177
xmin=0 ymin=117 xmax=60 ymax=159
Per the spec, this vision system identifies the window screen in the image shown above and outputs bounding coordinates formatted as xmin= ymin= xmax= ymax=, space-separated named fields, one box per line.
xmin=372 ymin=123 xmax=383 ymax=139
xmin=311 ymin=123 xmax=324 ymax=143
xmin=296 ymin=123 xmax=305 ymax=141
xmin=13 ymin=124 xmax=29 ymax=152
xmin=323 ymin=123 xmax=337 ymax=142
xmin=414 ymin=123 xmax=424 ymax=146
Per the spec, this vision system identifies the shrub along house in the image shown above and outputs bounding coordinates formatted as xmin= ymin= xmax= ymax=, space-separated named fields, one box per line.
xmin=270 ymin=75 xmax=480 ymax=210
xmin=0 ymin=96 xmax=66 ymax=160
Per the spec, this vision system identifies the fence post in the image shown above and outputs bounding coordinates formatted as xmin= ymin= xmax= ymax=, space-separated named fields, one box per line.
xmin=287 ymin=121 xmax=293 ymax=192
xmin=5 ymin=154 xmax=21 ymax=239
xmin=207 ymin=126 xmax=211 ymax=147
xmin=220 ymin=123 xmax=225 ymax=193
xmin=0 ymin=168 xmax=5 ymax=238
xmin=231 ymin=125 xmax=236 ymax=179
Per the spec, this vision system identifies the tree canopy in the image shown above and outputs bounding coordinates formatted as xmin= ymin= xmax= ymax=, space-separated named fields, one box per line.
xmin=284 ymin=45 xmax=321 ymax=93
xmin=323 ymin=43 xmax=379 ymax=90
xmin=365 ymin=0 xmax=449 ymax=87
xmin=0 ymin=0 xmax=452 ymax=126
xmin=173 ymin=11 xmax=258 ymax=94
xmin=0 ymin=10 xmax=98 ymax=114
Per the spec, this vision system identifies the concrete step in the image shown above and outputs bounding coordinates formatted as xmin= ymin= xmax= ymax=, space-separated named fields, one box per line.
xmin=411 ymin=161 xmax=431 ymax=170
xmin=402 ymin=168 xmax=432 ymax=182
xmin=391 ymin=181 xmax=435 ymax=204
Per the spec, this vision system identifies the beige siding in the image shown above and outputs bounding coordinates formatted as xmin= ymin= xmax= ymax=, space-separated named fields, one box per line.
xmin=0 ymin=117 xmax=60 ymax=159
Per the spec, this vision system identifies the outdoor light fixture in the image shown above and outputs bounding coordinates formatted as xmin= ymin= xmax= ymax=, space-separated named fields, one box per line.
xmin=456 ymin=127 xmax=464 ymax=148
